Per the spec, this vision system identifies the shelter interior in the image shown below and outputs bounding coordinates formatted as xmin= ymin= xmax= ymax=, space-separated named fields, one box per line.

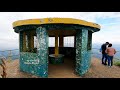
xmin=20 ymin=29 xmax=92 ymax=76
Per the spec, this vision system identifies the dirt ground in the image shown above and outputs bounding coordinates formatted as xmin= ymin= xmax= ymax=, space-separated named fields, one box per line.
xmin=0 ymin=57 xmax=120 ymax=78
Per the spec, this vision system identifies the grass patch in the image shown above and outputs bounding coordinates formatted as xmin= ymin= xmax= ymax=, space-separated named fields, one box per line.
xmin=114 ymin=61 xmax=120 ymax=66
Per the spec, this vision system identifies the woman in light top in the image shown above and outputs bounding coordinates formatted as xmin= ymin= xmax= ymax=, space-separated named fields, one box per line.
xmin=105 ymin=43 xmax=116 ymax=67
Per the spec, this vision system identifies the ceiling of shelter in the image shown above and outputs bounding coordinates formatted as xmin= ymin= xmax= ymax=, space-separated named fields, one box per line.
xmin=48 ymin=29 xmax=76 ymax=36
xmin=25 ymin=29 xmax=76 ymax=37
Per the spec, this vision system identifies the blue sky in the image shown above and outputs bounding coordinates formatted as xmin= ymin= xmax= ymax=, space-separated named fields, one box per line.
xmin=0 ymin=12 xmax=120 ymax=50
xmin=93 ymin=16 xmax=120 ymax=44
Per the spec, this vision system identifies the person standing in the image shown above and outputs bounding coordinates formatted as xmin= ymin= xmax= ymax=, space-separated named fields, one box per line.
xmin=105 ymin=43 xmax=116 ymax=67
xmin=100 ymin=42 xmax=109 ymax=65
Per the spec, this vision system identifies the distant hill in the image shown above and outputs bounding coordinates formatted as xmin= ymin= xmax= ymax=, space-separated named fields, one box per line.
xmin=92 ymin=43 xmax=120 ymax=61
xmin=0 ymin=49 xmax=19 ymax=60
xmin=0 ymin=43 xmax=120 ymax=61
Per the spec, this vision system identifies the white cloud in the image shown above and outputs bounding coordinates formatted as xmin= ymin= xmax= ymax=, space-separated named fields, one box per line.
xmin=92 ymin=22 xmax=120 ymax=44
xmin=0 ymin=12 xmax=120 ymax=50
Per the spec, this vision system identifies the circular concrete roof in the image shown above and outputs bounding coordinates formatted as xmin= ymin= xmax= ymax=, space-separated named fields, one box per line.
xmin=12 ymin=18 xmax=100 ymax=29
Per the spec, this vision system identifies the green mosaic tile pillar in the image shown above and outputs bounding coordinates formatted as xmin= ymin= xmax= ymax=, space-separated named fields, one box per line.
xmin=19 ymin=27 xmax=48 ymax=78
xmin=76 ymin=29 xmax=91 ymax=76
xmin=36 ymin=27 xmax=49 ymax=78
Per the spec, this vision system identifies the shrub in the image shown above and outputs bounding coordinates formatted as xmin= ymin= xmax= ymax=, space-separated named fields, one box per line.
xmin=114 ymin=61 xmax=120 ymax=66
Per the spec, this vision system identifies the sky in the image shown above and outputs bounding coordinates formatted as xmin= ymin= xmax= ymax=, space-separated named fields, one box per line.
xmin=0 ymin=12 xmax=120 ymax=50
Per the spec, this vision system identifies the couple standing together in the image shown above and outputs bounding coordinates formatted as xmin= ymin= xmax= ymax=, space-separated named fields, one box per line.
xmin=100 ymin=42 xmax=116 ymax=67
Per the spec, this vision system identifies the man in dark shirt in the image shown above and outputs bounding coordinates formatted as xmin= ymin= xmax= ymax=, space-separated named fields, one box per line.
xmin=101 ymin=42 xmax=109 ymax=65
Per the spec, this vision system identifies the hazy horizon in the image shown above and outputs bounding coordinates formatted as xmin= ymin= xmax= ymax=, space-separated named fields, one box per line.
xmin=0 ymin=41 xmax=119 ymax=51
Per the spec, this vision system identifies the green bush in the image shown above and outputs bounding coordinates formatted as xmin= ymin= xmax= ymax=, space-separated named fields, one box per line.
xmin=114 ymin=61 xmax=120 ymax=66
